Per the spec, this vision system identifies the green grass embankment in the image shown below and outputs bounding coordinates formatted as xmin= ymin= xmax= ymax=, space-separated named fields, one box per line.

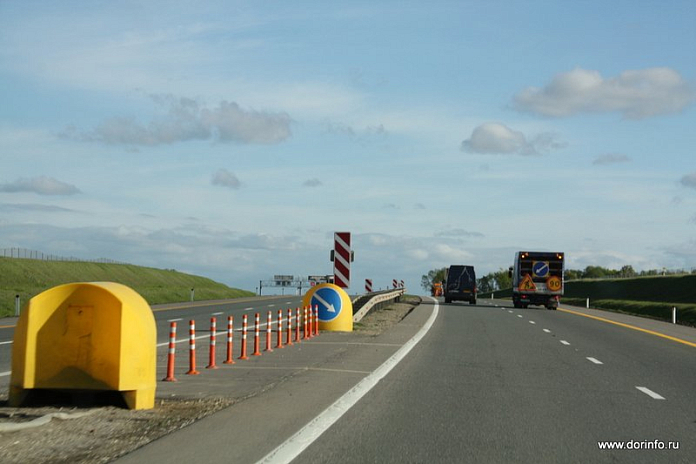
xmin=479 ymin=274 xmax=696 ymax=327
xmin=0 ymin=257 xmax=255 ymax=317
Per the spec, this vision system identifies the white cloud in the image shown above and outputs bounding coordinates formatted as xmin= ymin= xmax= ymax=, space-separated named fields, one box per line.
xmin=461 ymin=122 xmax=564 ymax=156
xmin=0 ymin=177 xmax=80 ymax=195
xmin=513 ymin=67 xmax=695 ymax=119
xmin=435 ymin=228 xmax=484 ymax=238
xmin=65 ymin=95 xmax=292 ymax=146
xmin=593 ymin=153 xmax=631 ymax=165
xmin=211 ymin=169 xmax=241 ymax=189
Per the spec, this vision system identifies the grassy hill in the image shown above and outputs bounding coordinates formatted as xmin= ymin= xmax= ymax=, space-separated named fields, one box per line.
xmin=0 ymin=257 xmax=255 ymax=317
xmin=479 ymin=274 xmax=696 ymax=326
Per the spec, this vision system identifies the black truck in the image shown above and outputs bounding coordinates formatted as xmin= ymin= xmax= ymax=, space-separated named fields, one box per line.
xmin=444 ymin=265 xmax=477 ymax=304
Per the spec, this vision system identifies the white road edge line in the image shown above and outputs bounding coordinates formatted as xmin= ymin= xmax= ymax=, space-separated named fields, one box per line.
xmin=257 ymin=297 xmax=440 ymax=464
xmin=586 ymin=357 xmax=603 ymax=364
xmin=636 ymin=386 xmax=665 ymax=400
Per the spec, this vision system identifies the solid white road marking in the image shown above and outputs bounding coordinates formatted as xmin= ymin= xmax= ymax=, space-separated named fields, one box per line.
xmin=168 ymin=318 xmax=183 ymax=322
xmin=543 ymin=329 xmax=551 ymax=333
xmin=529 ymin=321 xmax=536 ymax=325
xmin=636 ymin=386 xmax=665 ymax=400
xmin=0 ymin=341 xmax=12 ymax=345
xmin=212 ymin=312 xmax=223 ymax=316
xmin=517 ymin=315 xmax=523 ymax=318
xmin=586 ymin=357 xmax=603 ymax=364
xmin=560 ymin=340 xmax=570 ymax=345
xmin=0 ymin=371 xmax=10 ymax=377
xmin=244 ymin=307 xmax=254 ymax=311
xmin=257 ymin=298 xmax=440 ymax=464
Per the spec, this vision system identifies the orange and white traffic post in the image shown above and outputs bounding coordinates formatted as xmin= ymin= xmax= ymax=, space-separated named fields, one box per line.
xmin=252 ymin=312 xmax=262 ymax=356
xmin=295 ymin=307 xmax=301 ymax=343
xmin=206 ymin=317 xmax=218 ymax=369
xmin=238 ymin=314 xmax=249 ymax=360
xmin=186 ymin=320 xmax=200 ymax=375
xmin=286 ymin=308 xmax=294 ymax=346
xmin=163 ymin=321 xmax=177 ymax=382
xmin=224 ymin=315 xmax=235 ymax=364
xmin=265 ymin=311 xmax=274 ymax=352
xmin=276 ymin=309 xmax=284 ymax=349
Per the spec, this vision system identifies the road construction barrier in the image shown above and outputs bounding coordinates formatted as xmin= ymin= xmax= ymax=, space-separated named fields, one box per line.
xmin=224 ymin=316 xmax=235 ymax=364
xmin=207 ymin=317 xmax=218 ymax=369
xmin=352 ymin=288 xmax=405 ymax=323
xmin=303 ymin=283 xmax=353 ymax=332
xmin=265 ymin=311 xmax=274 ymax=352
xmin=163 ymin=322 xmax=177 ymax=382
xmin=187 ymin=320 xmax=200 ymax=375
xmin=239 ymin=314 xmax=249 ymax=360
xmin=253 ymin=313 xmax=261 ymax=356
xmin=9 ymin=282 xmax=158 ymax=410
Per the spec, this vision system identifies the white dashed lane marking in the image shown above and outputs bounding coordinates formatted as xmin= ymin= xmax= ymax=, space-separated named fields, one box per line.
xmin=636 ymin=387 xmax=666 ymax=400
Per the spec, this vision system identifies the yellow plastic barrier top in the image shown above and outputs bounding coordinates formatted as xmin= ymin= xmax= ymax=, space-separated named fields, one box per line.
xmin=9 ymin=282 xmax=156 ymax=410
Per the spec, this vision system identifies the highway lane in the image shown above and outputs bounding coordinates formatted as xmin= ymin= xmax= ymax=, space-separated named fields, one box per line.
xmin=289 ymin=298 xmax=695 ymax=463
xmin=0 ymin=294 xmax=306 ymax=386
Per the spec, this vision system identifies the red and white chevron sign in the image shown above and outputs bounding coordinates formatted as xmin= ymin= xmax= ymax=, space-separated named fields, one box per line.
xmin=365 ymin=279 xmax=373 ymax=293
xmin=333 ymin=232 xmax=351 ymax=288
xmin=392 ymin=279 xmax=398 ymax=289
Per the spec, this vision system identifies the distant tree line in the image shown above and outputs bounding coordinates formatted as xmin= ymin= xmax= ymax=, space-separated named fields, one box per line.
xmin=422 ymin=265 xmax=696 ymax=294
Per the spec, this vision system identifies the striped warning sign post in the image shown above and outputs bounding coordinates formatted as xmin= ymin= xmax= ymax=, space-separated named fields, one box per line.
xmin=365 ymin=279 xmax=373 ymax=293
xmin=333 ymin=232 xmax=351 ymax=289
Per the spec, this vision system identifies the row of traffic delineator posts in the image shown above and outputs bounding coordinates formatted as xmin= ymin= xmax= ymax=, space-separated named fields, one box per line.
xmin=163 ymin=306 xmax=320 ymax=382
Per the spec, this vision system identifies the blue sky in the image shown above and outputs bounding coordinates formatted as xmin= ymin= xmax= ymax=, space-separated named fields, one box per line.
xmin=1 ymin=1 xmax=695 ymax=294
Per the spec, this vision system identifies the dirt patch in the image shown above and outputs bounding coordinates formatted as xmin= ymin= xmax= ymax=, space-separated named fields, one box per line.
xmin=354 ymin=295 xmax=422 ymax=336
xmin=0 ymin=397 xmax=231 ymax=463
xmin=0 ymin=295 xmax=423 ymax=463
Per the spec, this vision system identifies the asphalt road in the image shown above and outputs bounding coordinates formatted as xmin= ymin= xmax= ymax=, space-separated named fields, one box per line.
xmin=2 ymin=296 xmax=695 ymax=463
xmin=291 ymin=299 xmax=696 ymax=463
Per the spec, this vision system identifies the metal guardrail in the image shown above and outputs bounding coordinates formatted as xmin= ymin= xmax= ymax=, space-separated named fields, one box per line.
xmin=353 ymin=288 xmax=406 ymax=322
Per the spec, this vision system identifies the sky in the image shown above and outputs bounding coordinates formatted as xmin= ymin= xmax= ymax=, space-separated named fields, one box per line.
xmin=1 ymin=1 xmax=695 ymax=295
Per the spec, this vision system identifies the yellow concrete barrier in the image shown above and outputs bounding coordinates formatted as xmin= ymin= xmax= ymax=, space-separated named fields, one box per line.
xmin=9 ymin=282 xmax=156 ymax=410
xmin=303 ymin=283 xmax=353 ymax=332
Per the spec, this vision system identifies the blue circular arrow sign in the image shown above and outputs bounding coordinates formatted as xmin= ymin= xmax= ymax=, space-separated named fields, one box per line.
xmin=311 ymin=287 xmax=343 ymax=322
xmin=532 ymin=261 xmax=550 ymax=278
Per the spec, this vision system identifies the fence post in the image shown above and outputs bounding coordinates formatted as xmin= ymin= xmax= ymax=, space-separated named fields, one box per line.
xmin=15 ymin=295 xmax=20 ymax=316
xmin=586 ymin=298 xmax=590 ymax=309
xmin=673 ymin=307 xmax=677 ymax=324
